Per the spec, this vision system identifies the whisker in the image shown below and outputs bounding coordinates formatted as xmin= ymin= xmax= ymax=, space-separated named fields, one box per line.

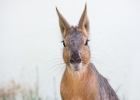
xmin=54 ymin=66 xmax=65 ymax=79
xmin=44 ymin=59 xmax=64 ymax=66
xmin=91 ymin=59 xmax=112 ymax=72
xmin=40 ymin=63 xmax=65 ymax=86
xmin=40 ymin=63 xmax=65 ymax=79
xmin=47 ymin=48 xmax=62 ymax=56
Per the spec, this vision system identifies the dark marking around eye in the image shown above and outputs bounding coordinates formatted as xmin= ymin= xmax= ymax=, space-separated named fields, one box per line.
xmin=61 ymin=40 xmax=66 ymax=47
xmin=84 ymin=24 xmax=87 ymax=28
xmin=85 ymin=39 xmax=89 ymax=45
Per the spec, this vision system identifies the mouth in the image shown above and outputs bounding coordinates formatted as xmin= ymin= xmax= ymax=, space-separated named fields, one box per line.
xmin=70 ymin=62 xmax=82 ymax=71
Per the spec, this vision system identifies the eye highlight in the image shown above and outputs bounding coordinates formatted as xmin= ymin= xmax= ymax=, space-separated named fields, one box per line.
xmin=61 ymin=40 xmax=66 ymax=47
xmin=85 ymin=39 xmax=89 ymax=45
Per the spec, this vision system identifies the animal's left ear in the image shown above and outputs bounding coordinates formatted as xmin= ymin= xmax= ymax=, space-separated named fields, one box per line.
xmin=56 ymin=7 xmax=70 ymax=38
xmin=78 ymin=4 xmax=89 ymax=37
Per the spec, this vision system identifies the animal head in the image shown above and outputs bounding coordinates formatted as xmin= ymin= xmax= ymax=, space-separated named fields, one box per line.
xmin=56 ymin=4 xmax=91 ymax=71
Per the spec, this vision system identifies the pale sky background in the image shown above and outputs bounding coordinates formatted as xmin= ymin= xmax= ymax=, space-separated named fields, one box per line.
xmin=0 ymin=0 xmax=140 ymax=100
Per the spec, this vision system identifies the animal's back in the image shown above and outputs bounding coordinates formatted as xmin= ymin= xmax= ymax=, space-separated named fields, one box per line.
xmin=90 ymin=63 xmax=119 ymax=100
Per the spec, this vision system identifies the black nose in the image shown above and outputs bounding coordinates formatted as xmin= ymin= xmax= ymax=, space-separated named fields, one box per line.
xmin=70 ymin=58 xmax=81 ymax=64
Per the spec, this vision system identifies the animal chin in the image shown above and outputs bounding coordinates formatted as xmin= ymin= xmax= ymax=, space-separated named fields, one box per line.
xmin=70 ymin=63 xmax=82 ymax=71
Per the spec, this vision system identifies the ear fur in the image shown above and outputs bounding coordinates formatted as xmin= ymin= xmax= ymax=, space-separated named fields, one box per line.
xmin=78 ymin=4 xmax=89 ymax=37
xmin=56 ymin=7 xmax=70 ymax=37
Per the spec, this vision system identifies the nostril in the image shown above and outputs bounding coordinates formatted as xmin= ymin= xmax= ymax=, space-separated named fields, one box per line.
xmin=76 ymin=58 xmax=81 ymax=63
xmin=70 ymin=59 xmax=75 ymax=63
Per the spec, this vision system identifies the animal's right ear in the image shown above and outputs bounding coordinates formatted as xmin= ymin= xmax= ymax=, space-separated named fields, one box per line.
xmin=78 ymin=4 xmax=89 ymax=37
xmin=56 ymin=7 xmax=70 ymax=38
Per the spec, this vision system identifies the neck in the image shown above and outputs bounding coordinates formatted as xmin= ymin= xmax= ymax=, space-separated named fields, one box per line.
xmin=61 ymin=62 xmax=99 ymax=99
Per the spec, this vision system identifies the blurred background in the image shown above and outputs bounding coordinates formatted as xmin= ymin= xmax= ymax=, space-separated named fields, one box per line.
xmin=0 ymin=0 xmax=140 ymax=100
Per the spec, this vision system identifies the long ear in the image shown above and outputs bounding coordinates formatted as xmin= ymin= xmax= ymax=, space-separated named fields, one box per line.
xmin=78 ymin=4 xmax=89 ymax=37
xmin=56 ymin=7 xmax=70 ymax=37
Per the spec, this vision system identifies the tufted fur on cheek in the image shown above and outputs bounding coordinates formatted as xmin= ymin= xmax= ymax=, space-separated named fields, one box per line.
xmin=63 ymin=47 xmax=71 ymax=66
xmin=80 ymin=45 xmax=91 ymax=66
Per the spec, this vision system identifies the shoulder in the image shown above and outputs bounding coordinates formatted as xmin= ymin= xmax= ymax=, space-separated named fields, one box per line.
xmin=89 ymin=62 xmax=99 ymax=74
xmin=89 ymin=62 xmax=109 ymax=86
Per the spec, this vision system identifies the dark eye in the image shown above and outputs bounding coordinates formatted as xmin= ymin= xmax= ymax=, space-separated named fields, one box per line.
xmin=85 ymin=39 xmax=89 ymax=45
xmin=61 ymin=40 xmax=66 ymax=47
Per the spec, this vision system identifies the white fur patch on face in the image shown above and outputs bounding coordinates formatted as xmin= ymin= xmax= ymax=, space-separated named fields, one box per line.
xmin=68 ymin=62 xmax=87 ymax=77
xmin=70 ymin=62 xmax=82 ymax=71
